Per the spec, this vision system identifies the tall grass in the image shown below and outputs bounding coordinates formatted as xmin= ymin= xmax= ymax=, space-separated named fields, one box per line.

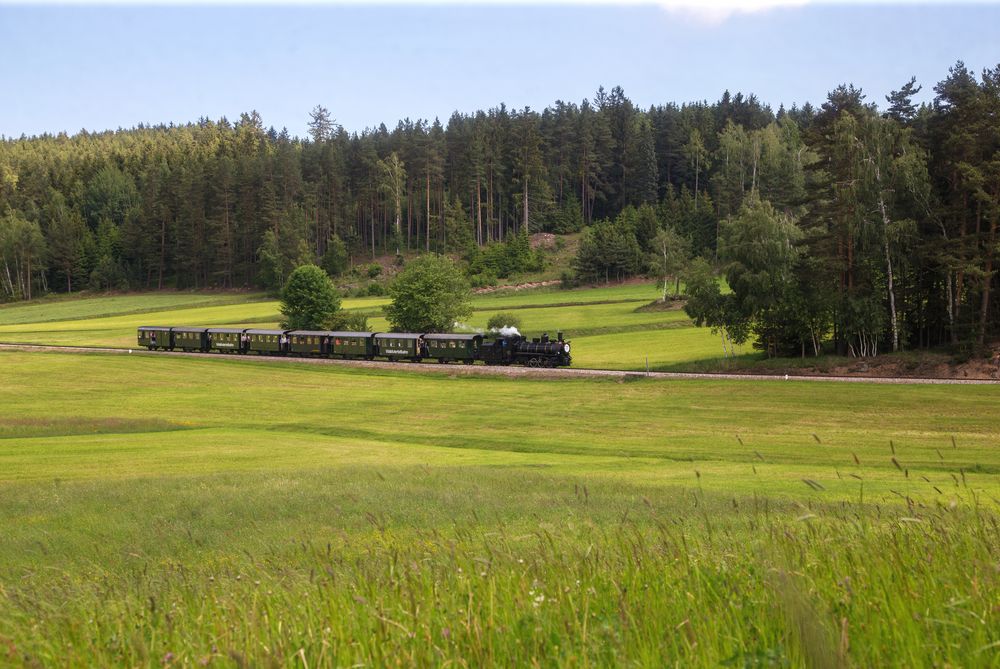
xmin=2 ymin=352 xmax=999 ymax=665
xmin=3 ymin=473 xmax=997 ymax=667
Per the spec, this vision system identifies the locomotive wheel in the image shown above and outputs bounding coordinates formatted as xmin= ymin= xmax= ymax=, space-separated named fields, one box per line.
xmin=528 ymin=358 xmax=539 ymax=368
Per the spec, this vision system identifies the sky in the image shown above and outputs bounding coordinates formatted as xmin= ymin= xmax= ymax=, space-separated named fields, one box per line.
xmin=1 ymin=1 xmax=999 ymax=138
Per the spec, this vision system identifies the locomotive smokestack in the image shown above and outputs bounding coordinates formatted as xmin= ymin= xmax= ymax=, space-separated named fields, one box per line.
xmin=557 ymin=331 xmax=563 ymax=341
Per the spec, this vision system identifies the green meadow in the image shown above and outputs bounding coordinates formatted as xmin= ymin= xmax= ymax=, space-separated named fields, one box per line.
xmin=1 ymin=350 xmax=998 ymax=666
xmin=0 ymin=283 xmax=735 ymax=369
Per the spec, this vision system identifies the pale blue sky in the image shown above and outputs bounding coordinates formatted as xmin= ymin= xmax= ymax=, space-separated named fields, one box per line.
xmin=1 ymin=3 xmax=998 ymax=138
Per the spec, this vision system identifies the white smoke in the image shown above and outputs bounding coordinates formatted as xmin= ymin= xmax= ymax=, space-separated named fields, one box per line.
xmin=453 ymin=321 xmax=484 ymax=334
xmin=491 ymin=325 xmax=522 ymax=337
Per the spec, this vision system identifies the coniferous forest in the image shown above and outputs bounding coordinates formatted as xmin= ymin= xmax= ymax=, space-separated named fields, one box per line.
xmin=1 ymin=62 xmax=998 ymax=355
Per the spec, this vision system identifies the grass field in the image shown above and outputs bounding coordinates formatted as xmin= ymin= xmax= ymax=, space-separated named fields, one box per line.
xmin=1 ymin=350 xmax=998 ymax=666
xmin=0 ymin=283 xmax=739 ymax=369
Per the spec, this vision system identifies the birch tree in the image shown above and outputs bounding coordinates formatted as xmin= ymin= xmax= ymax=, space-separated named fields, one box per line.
xmin=377 ymin=152 xmax=406 ymax=254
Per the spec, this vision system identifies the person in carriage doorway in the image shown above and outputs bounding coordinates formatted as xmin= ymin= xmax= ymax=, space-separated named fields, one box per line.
xmin=151 ymin=332 xmax=157 ymax=348
xmin=418 ymin=337 xmax=429 ymax=358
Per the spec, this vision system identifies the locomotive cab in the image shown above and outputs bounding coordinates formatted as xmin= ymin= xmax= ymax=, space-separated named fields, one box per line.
xmin=479 ymin=331 xmax=571 ymax=368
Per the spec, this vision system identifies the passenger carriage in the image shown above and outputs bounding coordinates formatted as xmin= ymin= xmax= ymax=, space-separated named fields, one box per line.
xmin=373 ymin=333 xmax=425 ymax=361
xmin=423 ymin=333 xmax=481 ymax=364
xmin=329 ymin=331 xmax=374 ymax=359
xmin=207 ymin=328 xmax=245 ymax=353
xmin=138 ymin=326 xmax=172 ymax=350
xmin=171 ymin=327 xmax=209 ymax=352
xmin=244 ymin=329 xmax=287 ymax=355
xmin=287 ymin=330 xmax=330 ymax=356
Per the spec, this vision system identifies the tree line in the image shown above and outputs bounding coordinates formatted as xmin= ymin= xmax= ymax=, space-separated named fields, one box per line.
xmin=1 ymin=61 xmax=998 ymax=354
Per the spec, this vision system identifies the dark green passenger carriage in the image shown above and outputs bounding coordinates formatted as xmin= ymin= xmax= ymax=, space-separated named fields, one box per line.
xmin=329 ymin=332 xmax=374 ymax=359
xmin=137 ymin=326 xmax=172 ymax=350
xmin=287 ymin=330 xmax=330 ymax=356
xmin=373 ymin=333 xmax=425 ymax=361
xmin=171 ymin=327 xmax=208 ymax=352
xmin=244 ymin=329 xmax=286 ymax=355
xmin=423 ymin=333 xmax=481 ymax=363
xmin=207 ymin=328 xmax=245 ymax=353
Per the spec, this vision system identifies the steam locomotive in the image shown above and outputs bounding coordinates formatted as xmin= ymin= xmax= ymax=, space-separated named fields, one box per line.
xmin=137 ymin=327 xmax=572 ymax=368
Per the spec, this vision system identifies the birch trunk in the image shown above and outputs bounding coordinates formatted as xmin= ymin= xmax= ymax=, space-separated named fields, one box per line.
xmin=522 ymin=178 xmax=529 ymax=235
xmin=876 ymin=191 xmax=899 ymax=352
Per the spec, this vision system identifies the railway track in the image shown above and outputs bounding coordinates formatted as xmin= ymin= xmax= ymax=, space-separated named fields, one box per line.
xmin=1 ymin=342 xmax=998 ymax=385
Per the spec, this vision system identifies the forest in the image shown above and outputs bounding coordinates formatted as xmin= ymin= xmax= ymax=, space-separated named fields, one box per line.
xmin=1 ymin=61 xmax=998 ymax=356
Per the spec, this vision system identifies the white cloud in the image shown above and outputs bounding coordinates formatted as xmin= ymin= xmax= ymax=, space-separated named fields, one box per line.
xmin=655 ymin=0 xmax=813 ymax=25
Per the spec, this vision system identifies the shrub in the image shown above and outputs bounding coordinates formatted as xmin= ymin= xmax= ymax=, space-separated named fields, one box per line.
xmin=366 ymin=282 xmax=387 ymax=296
xmin=486 ymin=312 xmax=523 ymax=332
xmin=324 ymin=310 xmax=370 ymax=332
xmin=469 ymin=270 xmax=498 ymax=289
xmin=559 ymin=270 xmax=577 ymax=289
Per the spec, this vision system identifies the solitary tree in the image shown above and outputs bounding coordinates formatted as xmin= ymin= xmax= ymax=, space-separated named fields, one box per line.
xmin=308 ymin=105 xmax=335 ymax=142
xmin=280 ymin=264 xmax=342 ymax=330
xmin=384 ymin=254 xmax=472 ymax=332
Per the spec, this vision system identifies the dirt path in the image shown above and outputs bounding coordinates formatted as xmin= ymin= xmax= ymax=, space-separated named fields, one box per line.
xmin=3 ymin=343 xmax=998 ymax=385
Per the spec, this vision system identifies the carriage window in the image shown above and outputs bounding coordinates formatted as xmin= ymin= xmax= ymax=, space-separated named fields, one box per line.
xmin=449 ymin=341 xmax=456 ymax=348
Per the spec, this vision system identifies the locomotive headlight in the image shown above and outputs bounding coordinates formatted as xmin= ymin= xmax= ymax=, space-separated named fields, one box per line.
xmin=563 ymin=343 xmax=570 ymax=353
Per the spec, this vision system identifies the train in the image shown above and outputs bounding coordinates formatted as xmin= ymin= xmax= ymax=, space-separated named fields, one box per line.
xmin=137 ymin=326 xmax=572 ymax=368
